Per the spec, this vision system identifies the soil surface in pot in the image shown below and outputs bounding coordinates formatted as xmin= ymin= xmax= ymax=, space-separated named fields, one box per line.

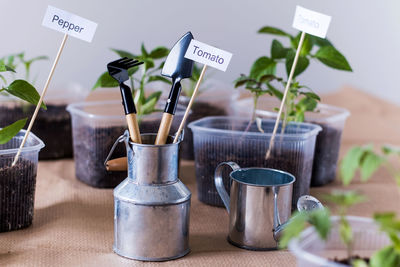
xmin=334 ymin=256 xmax=369 ymax=265
xmin=0 ymin=104 xmax=72 ymax=160
xmin=181 ymin=100 xmax=227 ymax=160
xmin=310 ymin=122 xmax=343 ymax=187
xmin=0 ymin=158 xmax=36 ymax=232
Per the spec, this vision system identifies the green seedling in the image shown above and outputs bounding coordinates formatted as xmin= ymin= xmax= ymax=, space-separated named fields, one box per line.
xmin=281 ymin=144 xmax=400 ymax=267
xmin=234 ymin=25 xmax=352 ymax=125
xmin=0 ymin=55 xmax=47 ymax=145
xmin=93 ymin=44 xmax=170 ymax=116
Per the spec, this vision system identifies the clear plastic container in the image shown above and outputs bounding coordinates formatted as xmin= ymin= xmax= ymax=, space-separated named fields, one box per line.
xmin=0 ymin=130 xmax=44 ymax=232
xmin=188 ymin=116 xmax=321 ymax=208
xmin=67 ymin=100 xmax=186 ymax=188
xmin=289 ymin=216 xmax=390 ymax=267
xmin=0 ymin=83 xmax=87 ymax=160
xmin=178 ymin=87 xmax=238 ymax=160
xmin=234 ymin=97 xmax=350 ymax=186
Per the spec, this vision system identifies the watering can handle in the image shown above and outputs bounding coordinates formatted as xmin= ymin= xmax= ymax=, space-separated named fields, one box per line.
xmin=214 ymin=162 xmax=241 ymax=214
xmin=104 ymin=130 xmax=130 ymax=168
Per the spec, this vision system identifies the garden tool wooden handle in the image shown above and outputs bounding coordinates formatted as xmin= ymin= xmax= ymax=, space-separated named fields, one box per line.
xmin=106 ymin=157 xmax=127 ymax=171
xmin=126 ymin=113 xmax=141 ymax=144
xmin=155 ymin=113 xmax=174 ymax=145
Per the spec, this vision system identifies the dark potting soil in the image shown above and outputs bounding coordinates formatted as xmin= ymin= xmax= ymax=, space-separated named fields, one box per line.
xmin=310 ymin=123 xmax=343 ymax=187
xmin=0 ymin=158 xmax=36 ymax=232
xmin=194 ymin=136 xmax=313 ymax=209
xmin=73 ymin=124 xmax=127 ymax=188
xmin=181 ymin=100 xmax=227 ymax=160
xmin=334 ymin=256 xmax=370 ymax=265
xmin=0 ymin=104 xmax=72 ymax=160
xmin=73 ymin=119 xmax=181 ymax=188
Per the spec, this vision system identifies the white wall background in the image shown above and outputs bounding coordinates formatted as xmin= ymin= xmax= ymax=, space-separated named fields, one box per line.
xmin=2 ymin=0 xmax=400 ymax=104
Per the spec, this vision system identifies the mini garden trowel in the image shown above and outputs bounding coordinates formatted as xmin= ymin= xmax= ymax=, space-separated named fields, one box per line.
xmin=107 ymin=57 xmax=144 ymax=144
xmin=155 ymin=32 xmax=194 ymax=145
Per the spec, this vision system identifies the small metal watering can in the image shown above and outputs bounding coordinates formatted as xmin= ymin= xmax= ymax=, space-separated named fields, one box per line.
xmin=107 ymin=130 xmax=191 ymax=261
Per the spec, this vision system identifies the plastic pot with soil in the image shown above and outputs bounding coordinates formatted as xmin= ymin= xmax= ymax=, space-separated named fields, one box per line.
xmin=67 ymin=100 xmax=186 ymax=188
xmin=233 ymin=97 xmax=350 ymax=186
xmin=178 ymin=87 xmax=238 ymax=160
xmin=0 ymin=130 xmax=44 ymax=232
xmin=289 ymin=216 xmax=389 ymax=266
xmin=188 ymin=116 xmax=321 ymax=209
xmin=0 ymin=85 xmax=86 ymax=160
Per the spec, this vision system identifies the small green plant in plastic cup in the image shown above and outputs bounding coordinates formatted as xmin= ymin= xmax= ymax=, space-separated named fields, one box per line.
xmin=280 ymin=144 xmax=400 ymax=266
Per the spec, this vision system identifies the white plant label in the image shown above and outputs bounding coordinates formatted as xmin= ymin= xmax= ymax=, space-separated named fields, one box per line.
xmin=292 ymin=6 xmax=331 ymax=38
xmin=184 ymin=39 xmax=232 ymax=72
xmin=42 ymin=6 xmax=98 ymax=42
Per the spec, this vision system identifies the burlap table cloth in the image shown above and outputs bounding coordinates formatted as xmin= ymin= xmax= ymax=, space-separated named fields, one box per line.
xmin=1 ymin=88 xmax=399 ymax=266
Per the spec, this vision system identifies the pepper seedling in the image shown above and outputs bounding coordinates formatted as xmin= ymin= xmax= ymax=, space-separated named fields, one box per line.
xmin=93 ymin=44 xmax=170 ymax=116
xmin=0 ymin=55 xmax=47 ymax=145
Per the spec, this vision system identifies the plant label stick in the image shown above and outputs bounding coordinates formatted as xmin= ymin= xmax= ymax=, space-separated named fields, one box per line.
xmin=12 ymin=6 xmax=97 ymax=166
xmin=265 ymin=6 xmax=331 ymax=159
xmin=173 ymin=40 xmax=233 ymax=143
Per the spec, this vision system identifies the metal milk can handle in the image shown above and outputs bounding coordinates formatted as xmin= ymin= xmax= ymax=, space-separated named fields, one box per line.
xmin=214 ymin=161 xmax=241 ymax=214
xmin=104 ymin=130 xmax=130 ymax=168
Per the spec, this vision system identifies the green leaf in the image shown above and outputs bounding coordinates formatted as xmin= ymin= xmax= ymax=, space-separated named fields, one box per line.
xmin=266 ymin=83 xmax=283 ymax=100
xmin=271 ymin=40 xmax=288 ymax=59
xmin=234 ymin=75 xmax=253 ymax=88
xmin=258 ymin=26 xmax=291 ymax=37
xmin=149 ymin=47 xmax=169 ymax=59
xmin=92 ymin=71 xmax=119 ymax=90
xmin=339 ymin=217 xmax=353 ymax=246
xmin=314 ymin=46 xmax=352 ymax=71
xmin=300 ymin=91 xmax=321 ymax=101
xmin=353 ymin=259 xmax=369 ymax=267
xmin=147 ymin=75 xmax=171 ymax=85
xmin=279 ymin=211 xmax=308 ymax=249
xmin=291 ymin=33 xmax=313 ymax=56
xmin=323 ymin=190 xmax=366 ymax=208
xmin=370 ymin=246 xmax=400 ymax=267
xmin=145 ymin=91 xmax=162 ymax=103
xmin=110 ymin=49 xmax=136 ymax=59
xmin=360 ymin=151 xmax=384 ymax=181
xmin=141 ymin=43 xmax=148 ymax=57
xmin=140 ymin=95 xmax=158 ymax=115
xmin=382 ymin=145 xmax=400 ymax=156
xmin=297 ymin=97 xmax=318 ymax=112
xmin=307 ymin=208 xmax=331 ymax=240
xmin=285 ymin=50 xmax=309 ymax=78
xmin=249 ymin=57 xmax=276 ymax=81
xmin=340 ymin=146 xmax=365 ymax=185
xmin=309 ymin=36 xmax=333 ymax=47
xmin=25 ymin=55 xmax=48 ymax=65
xmin=0 ymin=61 xmax=15 ymax=73
xmin=142 ymin=58 xmax=155 ymax=72
xmin=6 ymin=80 xmax=46 ymax=109
xmin=0 ymin=118 xmax=28 ymax=144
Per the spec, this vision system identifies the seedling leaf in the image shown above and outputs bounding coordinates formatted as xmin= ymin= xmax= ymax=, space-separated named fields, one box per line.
xmin=0 ymin=118 xmax=28 ymax=145
xmin=6 ymin=80 xmax=46 ymax=109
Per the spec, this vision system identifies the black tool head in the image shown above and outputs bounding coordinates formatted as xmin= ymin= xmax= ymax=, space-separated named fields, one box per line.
xmin=162 ymin=32 xmax=194 ymax=81
xmin=107 ymin=57 xmax=143 ymax=83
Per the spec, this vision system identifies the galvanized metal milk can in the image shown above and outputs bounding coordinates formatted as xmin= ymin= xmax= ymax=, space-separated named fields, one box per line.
xmin=108 ymin=131 xmax=191 ymax=261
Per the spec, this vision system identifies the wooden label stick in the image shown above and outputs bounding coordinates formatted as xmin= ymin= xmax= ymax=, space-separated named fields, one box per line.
xmin=266 ymin=6 xmax=332 ymax=159
xmin=12 ymin=34 xmax=68 ymax=166
xmin=174 ymin=65 xmax=207 ymax=143
xmin=265 ymin=31 xmax=305 ymax=160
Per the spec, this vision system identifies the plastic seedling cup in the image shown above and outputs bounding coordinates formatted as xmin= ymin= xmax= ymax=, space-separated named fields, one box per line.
xmin=188 ymin=116 xmax=321 ymax=209
xmin=289 ymin=216 xmax=390 ymax=267
xmin=0 ymin=130 xmax=44 ymax=232
xmin=0 ymin=84 xmax=86 ymax=160
xmin=67 ymin=100 xmax=186 ymax=188
xmin=233 ymin=97 xmax=350 ymax=186
xmin=178 ymin=87 xmax=238 ymax=160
